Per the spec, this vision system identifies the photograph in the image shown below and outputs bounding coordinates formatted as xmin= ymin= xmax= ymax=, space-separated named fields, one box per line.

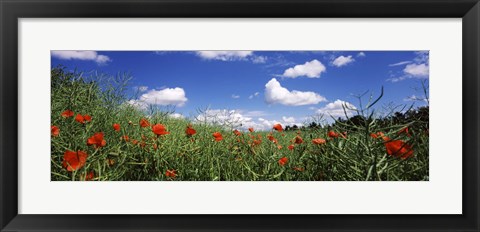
xmin=50 ymin=50 xmax=429 ymax=181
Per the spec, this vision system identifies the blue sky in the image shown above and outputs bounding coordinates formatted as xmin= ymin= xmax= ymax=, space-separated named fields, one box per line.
xmin=51 ymin=51 xmax=429 ymax=131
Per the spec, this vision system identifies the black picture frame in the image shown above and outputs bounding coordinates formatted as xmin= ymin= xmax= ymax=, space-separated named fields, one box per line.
xmin=1 ymin=0 xmax=479 ymax=231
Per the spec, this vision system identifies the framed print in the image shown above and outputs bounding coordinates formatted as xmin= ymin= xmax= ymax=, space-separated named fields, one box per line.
xmin=1 ymin=0 xmax=479 ymax=231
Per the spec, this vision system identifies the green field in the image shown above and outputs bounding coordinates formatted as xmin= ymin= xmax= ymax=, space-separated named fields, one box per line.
xmin=51 ymin=67 xmax=429 ymax=181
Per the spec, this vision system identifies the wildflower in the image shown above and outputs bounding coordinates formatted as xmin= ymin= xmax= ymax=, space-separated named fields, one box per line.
xmin=85 ymin=171 xmax=94 ymax=181
xmin=152 ymin=124 xmax=170 ymax=136
xmin=87 ymin=132 xmax=106 ymax=148
xmin=62 ymin=150 xmax=88 ymax=172
xmin=278 ymin=157 xmax=288 ymax=166
xmin=113 ymin=123 xmax=121 ymax=131
xmin=312 ymin=138 xmax=326 ymax=145
xmin=51 ymin=125 xmax=60 ymax=137
xmin=139 ymin=118 xmax=150 ymax=128
xmin=371 ymin=132 xmax=385 ymax=139
xmin=398 ymin=127 xmax=411 ymax=137
xmin=273 ymin=123 xmax=283 ymax=132
xmin=294 ymin=136 xmax=303 ymax=144
xmin=277 ymin=145 xmax=283 ymax=150
xmin=75 ymin=114 xmax=85 ymax=124
xmin=252 ymin=139 xmax=262 ymax=146
xmin=121 ymin=135 xmax=129 ymax=142
xmin=288 ymin=144 xmax=294 ymax=150
xmin=213 ymin=132 xmax=223 ymax=141
xmin=83 ymin=114 xmax=92 ymax=122
xmin=267 ymin=134 xmax=278 ymax=143
xmin=328 ymin=130 xmax=340 ymax=138
xmin=384 ymin=140 xmax=414 ymax=159
xmin=185 ymin=124 xmax=196 ymax=136
xmin=370 ymin=133 xmax=379 ymax=139
xmin=132 ymin=139 xmax=139 ymax=145
xmin=61 ymin=109 xmax=74 ymax=118
xmin=233 ymin=129 xmax=242 ymax=136
xmin=166 ymin=169 xmax=177 ymax=178
xmin=248 ymin=127 xmax=254 ymax=133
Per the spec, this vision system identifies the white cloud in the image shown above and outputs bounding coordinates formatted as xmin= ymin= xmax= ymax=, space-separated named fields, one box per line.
xmin=404 ymin=95 xmax=428 ymax=102
xmin=251 ymin=56 xmax=267 ymax=64
xmin=282 ymin=116 xmax=295 ymax=124
xmin=282 ymin=59 xmax=326 ymax=78
xmin=128 ymin=87 xmax=188 ymax=108
xmin=316 ymin=100 xmax=357 ymax=118
xmin=169 ymin=113 xmax=185 ymax=119
xmin=135 ymin=86 xmax=148 ymax=92
xmin=264 ymin=78 xmax=327 ymax=106
xmin=232 ymin=94 xmax=240 ymax=99
xmin=357 ymin=52 xmax=366 ymax=57
xmin=51 ymin=51 xmax=111 ymax=65
xmin=332 ymin=55 xmax=355 ymax=67
xmin=403 ymin=63 xmax=429 ymax=77
xmin=389 ymin=61 xmax=412 ymax=67
xmin=248 ymin=92 xmax=260 ymax=99
xmin=196 ymin=51 xmax=253 ymax=61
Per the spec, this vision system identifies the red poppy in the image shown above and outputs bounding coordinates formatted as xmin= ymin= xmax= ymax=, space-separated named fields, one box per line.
xmin=277 ymin=145 xmax=283 ymax=150
xmin=51 ymin=125 xmax=60 ymax=137
xmin=121 ymin=135 xmax=129 ymax=142
xmin=75 ymin=114 xmax=85 ymax=124
xmin=384 ymin=140 xmax=414 ymax=159
xmin=312 ymin=138 xmax=326 ymax=145
xmin=61 ymin=109 xmax=74 ymax=118
xmin=152 ymin=124 xmax=170 ymax=136
xmin=370 ymin=133 xmax=379 ymax=139
xmin=87 ymin=132 xmax=106 ymax=148
xmin=278 ymin=157 xmax=288 ymax=166
xmin=83 ymin=114 xmax=92 ymax=122
xmin=132 ymin=139 xmax=139 ymax=145
xmin=213 ymin=132 xmax=223 ymax=141
xmin=233 ymin=129 xmax=242 ymax=136
xmin=139 ymin=118 xmax=150 ymax=128
xmin=328 ymin=130 xmax=340 ymax=138
xmin=252 ymin=139 xmax=262 ymax=146
xmin=113 ymin=123 xmax=120 ymax=131
xmin=398 ymin=127 xmax=411 ymax=137
xmin=185 ymin=125 xmax=196 ymax=136
xmin=288 ymin=144 xmax=294 ymax=150
xmin=294 ymin=136 xmax=303 ymax=144
xmin=62 ymin=150 xmax=88 ymax=172
xmin=166 ymin=169 xmax=177 ymax=178
xmin=85 ymin=171 xmax=94 ymax=181
xmin=248 ymin=127 xmax=254 ymax=133
xmin=267 ymin=134 xmax=278 ymax=143
xmin=273 ymin=123 xmax=283 ymax=132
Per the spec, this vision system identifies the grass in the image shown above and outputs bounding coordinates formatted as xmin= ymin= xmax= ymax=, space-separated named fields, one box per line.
xmin=51 ymin=67 xmax=429 ymax=181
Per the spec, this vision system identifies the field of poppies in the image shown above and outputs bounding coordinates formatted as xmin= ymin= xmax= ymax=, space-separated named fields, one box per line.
xmin=51 ymin=67 xmax=429 ymax=181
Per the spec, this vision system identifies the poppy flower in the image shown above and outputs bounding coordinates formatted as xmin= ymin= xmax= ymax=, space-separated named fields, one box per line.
xmin=83 ymin=114 xmax=92 ymax=122
xmin=371 ymin=132 xmax=385 ymax=139
xmin=213 ymin=132 xmax=223 ymax=141
xmin=294 ymin=136 xmax=303 ymax=144
xmin=370 ymin=133 xmax=379 ymax=139
xmin=87 ymin=132 xmax=107 ymax=149
xmin=62 ymin=150 xmax=88 ymax=172
xmin=75 ymin=114 xmax=85 ymax=124
xmin=152 ymin=124 xmax=170 ymax=136
xmin=132 ymin=139 xmax=139 ymax=145
xmin=312 ymin=138 xmax=326 ymax=145
xmin=267 ymin=134 xmax=277 ymax=143
xmin=328 ymin=130 xmax=340 ymax=138
xmin=252 ymin=139 xmax=262 ymax=146
xmin=277 ymin=145 xmax=283 ymax=150
xmin=121 ymin=135 xmax=129 ymax=142
xmin=139 ymin=118 xmax=150 ymax=128
xmin=113 ymin=123 xmax=120 ymax=131
xmin=278 ymin=157 xmax=288 ymax=166
xmin=384 ymin=140 xmax=414 ymax=159
xmin=185 ymin=125 xmax=196 ymax=136
xmin=61 ymin=109 xmax=74 ymax=118
xmin=398 ymin=127 xmax=411 ymax=137
xmin=166 ymin=169 xmax=177 ymax=178
xmin=288 ymin=144 xmax=294 ymax=150
xmin=233 ymin=129 xmax=242 ymax=136
xmin=248 ymin=127 xmax=254 ymax=133
xmin=273 ymin=123 xmax=283 ymax=132
xmin=51 ymin=125 xmax=60 ymax=137
xmin=85 ymin=171 xmax=94 ymax=181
